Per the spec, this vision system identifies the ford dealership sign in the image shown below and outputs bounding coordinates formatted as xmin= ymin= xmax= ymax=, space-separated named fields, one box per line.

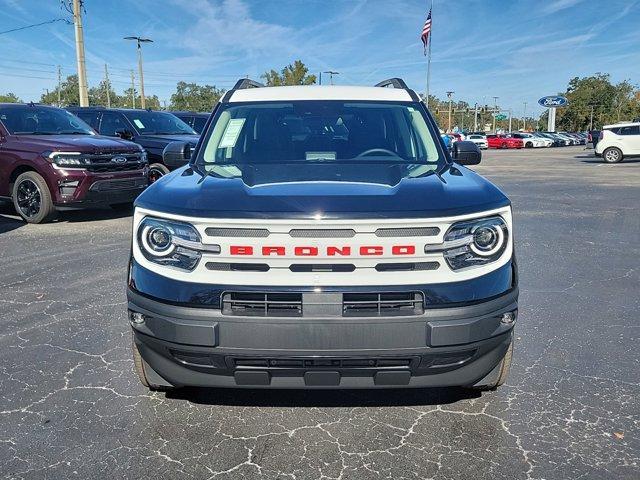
xmin=538 ymin=96 xmax=568 ymax=108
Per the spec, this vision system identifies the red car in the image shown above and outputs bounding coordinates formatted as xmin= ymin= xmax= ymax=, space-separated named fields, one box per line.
xmin=486 ymin=134 xmax=523 ymax=149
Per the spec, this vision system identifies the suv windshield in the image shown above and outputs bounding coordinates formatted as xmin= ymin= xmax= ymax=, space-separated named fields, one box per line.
xmin=123 ymin=111 xmax=196 ymax=135
xmin=0 ymin=105 xmax=94 ymax=135
xmin=198 ymin=101 xmax=444 ymax=174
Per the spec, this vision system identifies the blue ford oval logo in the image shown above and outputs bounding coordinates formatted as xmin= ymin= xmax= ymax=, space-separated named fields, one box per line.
xmin=538 ymin=96 xmax=568 ymax=108
xmin=111 ymin=156 xmax=127 ymax=164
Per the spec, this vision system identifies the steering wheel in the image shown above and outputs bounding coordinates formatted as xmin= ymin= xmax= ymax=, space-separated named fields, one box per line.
xmin=356 ymin=148 xmax=399 ymax=158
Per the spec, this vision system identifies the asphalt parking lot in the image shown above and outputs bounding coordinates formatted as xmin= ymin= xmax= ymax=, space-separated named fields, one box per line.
xmin=0 ymin=146 xmax=638 ymax=479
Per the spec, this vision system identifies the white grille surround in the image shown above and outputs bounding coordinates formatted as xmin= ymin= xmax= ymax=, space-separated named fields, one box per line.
xmin=132 ymin=206 xmax=513 ymax=287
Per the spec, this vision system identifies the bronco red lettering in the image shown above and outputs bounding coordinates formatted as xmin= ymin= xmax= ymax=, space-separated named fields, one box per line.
xmin=262 ymin=246 xmax=285 ymax=256
xmin=392 ymin=245 xmax=415 ymax=255
xmin=360 ymin=246 xmax=383 ymax=255
xmin=294 ymin=246 xmax=318 ymax=256
xmin=327 ymin=246 xmax=351 ymax=256
xmin=230 ymin=246 xmax=253 ymax=255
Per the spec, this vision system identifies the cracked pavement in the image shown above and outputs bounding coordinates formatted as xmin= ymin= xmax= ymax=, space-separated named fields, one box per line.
xmin=0 ymin=147 xmax=638 ymax=479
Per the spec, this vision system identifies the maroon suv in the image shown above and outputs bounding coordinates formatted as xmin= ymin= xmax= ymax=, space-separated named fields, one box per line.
xmin=0 ymin=103 xmax=149 ymax=223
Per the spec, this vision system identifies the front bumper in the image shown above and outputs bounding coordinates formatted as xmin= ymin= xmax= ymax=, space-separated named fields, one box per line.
xmin=50 ymin=166 xmax=148 ymax=208
xmin=128 ymin=286 xmax=518 ymax=389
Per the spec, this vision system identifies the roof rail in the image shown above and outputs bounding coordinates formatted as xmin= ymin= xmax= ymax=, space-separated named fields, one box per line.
xmin=374 ymin=77 xmax=420 ymax=102
xmin=232 ymin=78 xmax=265 ymax=90
xmin=374 ymin=78 xmax=409 ymax=89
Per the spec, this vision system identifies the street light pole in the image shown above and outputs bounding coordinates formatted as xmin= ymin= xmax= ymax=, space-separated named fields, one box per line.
xmin=446 ymin=91 xmax=454 ymax=132
xmin=124 ymin=36 xmax=153 ymax=109
xmin=492 ymin=96 xmax=499 ymax=132
xmin=72 ymin=0 xmax=89 ymax=106
xmin=522 ymin=102 xmax=527 ymax=130
xmin=323 ymin=71 xmax=339 ymax=85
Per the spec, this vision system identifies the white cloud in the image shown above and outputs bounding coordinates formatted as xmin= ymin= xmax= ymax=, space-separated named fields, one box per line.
xmin=542 ymin=0 xmax=585 ymax=14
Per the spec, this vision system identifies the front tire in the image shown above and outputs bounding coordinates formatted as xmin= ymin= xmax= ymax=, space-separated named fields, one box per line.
xmin=603 ymin=147 xmax=623 ymax=163
xmin=148 ymin=163 xmax=170 ymax=183
xmin=131 ymin=334 xmax=173 ymax=391
xmin=12 ymin=171 xmax=56 ymax=224
xmin=473 ymin=339 xmax=513 ymax=391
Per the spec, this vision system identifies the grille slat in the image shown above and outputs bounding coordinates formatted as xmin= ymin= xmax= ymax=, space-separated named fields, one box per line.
xmin=375 ymin=227 xmax=440 ymax=237
xmin=289 ymin=229 xmax=356 ymax=238
xmin=205 ymin=228 xmax=270 ymax=237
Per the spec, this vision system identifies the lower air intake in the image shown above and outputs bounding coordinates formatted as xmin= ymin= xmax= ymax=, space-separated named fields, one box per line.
xmin=222 ymin=292 xmax=303 ymax=317
xmin=342 ymin=292 xmax=424 ymax=317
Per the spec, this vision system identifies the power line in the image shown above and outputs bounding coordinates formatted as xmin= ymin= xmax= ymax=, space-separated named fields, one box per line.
xmin=0 ymin=18 xmax=71 ymax=36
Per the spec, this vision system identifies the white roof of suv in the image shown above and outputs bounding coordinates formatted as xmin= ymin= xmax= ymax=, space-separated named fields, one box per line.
xmin=603 ymin=121 xmax=640 ymax=129
xmin=229 ymin=85 xmax=414 ymax=103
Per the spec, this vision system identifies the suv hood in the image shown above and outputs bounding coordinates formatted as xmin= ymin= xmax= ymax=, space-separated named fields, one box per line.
xmin=16 ymin=134 xmax=140 ymax=153
xmin=136 ymin=164 xmax=509 ymax=219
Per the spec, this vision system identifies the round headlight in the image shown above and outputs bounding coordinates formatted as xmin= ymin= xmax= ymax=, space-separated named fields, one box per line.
xmin=141 ymin=225 xmax=174 ymax=256
xmin=470 ymin=224 xmax=504 ymax=256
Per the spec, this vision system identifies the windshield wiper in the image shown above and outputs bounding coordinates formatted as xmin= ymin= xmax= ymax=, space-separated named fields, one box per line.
xmin=58 ymin=131 xmax=91 ymax=135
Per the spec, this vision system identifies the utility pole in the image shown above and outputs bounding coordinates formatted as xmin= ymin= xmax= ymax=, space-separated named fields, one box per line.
xmin=323 ymin=71 xmax=339 ymax=85
xmin=589 ymin=105 xmax=594 ymax=131
xmin=522 ymin=102 xmax=527 ymax=130
xmin=446 ymin=91 xmax=454 ymax=132
xmin=492 ymin=96 xmax=499 ymax=132
xmin=508 ymin=109 xmax=512 ymax=132
xmin=473 ymin=103 xmax=478 ymax=132
xmin=319 ymin=72 xmax=322 ymax=85
xmin=130 ymin=70 xmax=136 ymax=108
xmin=104 ymin=64 xmax=111 ymax=108
xmin=124 ymin=36 xmax=153 ymax=109
xmin=72 ymin=0 xmax=89 ymax=106
xmin=57 ymin=66 xmax=62 ymax=107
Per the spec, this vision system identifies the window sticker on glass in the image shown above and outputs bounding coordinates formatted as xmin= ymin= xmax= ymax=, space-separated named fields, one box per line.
xmin=219 ymin=118 xmax=246 ymax=148
xmin=133 ymin=119 xmax=145 ymax=129
xmin=306 ymin=152 xmax=337 ymax=161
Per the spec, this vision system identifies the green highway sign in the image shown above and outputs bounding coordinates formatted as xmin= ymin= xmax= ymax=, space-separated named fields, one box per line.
xmin=494 ymin=114 xmax=507 ymax=121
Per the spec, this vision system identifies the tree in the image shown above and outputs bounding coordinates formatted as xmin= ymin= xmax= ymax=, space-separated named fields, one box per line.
xmin=41 ymin=74 xmax=79 ymax=106
xmin=0 ymin=93 xmax=21 ymax=103
xmin=169 ymin=81 xmax=225 ymax=111
xmin=554 ymin=74 xmax=640 ymax=130
xmin=88 ymin=80 xmax=119 ymax=107
xmin=117 ymin=87 xmax=161 ymax=110
xmin=261 ymin=60 xmax=316 ymax=86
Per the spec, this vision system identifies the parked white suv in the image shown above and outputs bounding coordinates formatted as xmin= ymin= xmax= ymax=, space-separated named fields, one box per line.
xmin=595 ymin=122 xmax=640 ymax=163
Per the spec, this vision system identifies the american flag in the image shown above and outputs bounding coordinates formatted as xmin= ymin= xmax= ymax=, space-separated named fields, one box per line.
xmin=421 ymin=8 xmax=432 ymax=55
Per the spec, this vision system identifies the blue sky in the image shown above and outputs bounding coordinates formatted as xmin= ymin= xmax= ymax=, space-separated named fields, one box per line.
xmin=1 ymin=0 xmax=638 ymax=116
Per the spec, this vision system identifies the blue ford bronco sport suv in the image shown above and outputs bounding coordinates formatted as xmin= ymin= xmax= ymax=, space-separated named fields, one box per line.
xmin=127 ymin=78 xmax=518 ymax=391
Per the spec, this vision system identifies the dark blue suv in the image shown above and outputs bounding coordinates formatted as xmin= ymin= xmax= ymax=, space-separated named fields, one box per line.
xmin=126 ymin=78 xmax=518 ymax=392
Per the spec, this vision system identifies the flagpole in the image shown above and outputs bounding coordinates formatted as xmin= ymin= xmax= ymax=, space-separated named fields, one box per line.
xmin=425 ymin=0 xmax=433 ymax=109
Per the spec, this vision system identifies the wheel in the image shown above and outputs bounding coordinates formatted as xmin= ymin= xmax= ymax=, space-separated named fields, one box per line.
xmin=501 ymin=142 xmax=507 ymax=149
xmin=12 ymin=171 xmax=56 ymax=224
xmin=110 ymin=203 xmax=133 ymax=212
xmin=148 ymin=163 xmax=170 ymax=183
xmin=131 ymin=334 xmax=173 ymax=391
xmin=525 ymin=142 xmax=533 ymax=148
xmin=603 ymin=147 xmax=623 ymax=163
xmin=472 ymin=338 xmax=513 ymax=391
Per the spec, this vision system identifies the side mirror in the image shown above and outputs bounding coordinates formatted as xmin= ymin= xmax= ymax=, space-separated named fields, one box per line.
xmin=115 ymin=128 xmax=134 ymax=140
xmin=452 ymin=140 xmax=481 ymax=165
xmin=163 ymin=141 xmax=192 ymax=169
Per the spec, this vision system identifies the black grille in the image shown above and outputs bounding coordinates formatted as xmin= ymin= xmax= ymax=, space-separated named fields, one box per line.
xmin=342 ymin=292 xmax=424 ymax=317
xmin=206 ymin=262 xmax=270 ymax=272
xmin=222 ymin=292 xmax=303 ymax=317
xmin=233 ymin=357 xmax=413 ymax=369
xmin=81 ymin=153 xmax=146 ymax=173
xmin=289 ymin=264 xmax=355 ymax=272
xmin=89 ymin=177 xmax=147 ymax=192
xmin=374 ymin=262 xmax=439 ymax=272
